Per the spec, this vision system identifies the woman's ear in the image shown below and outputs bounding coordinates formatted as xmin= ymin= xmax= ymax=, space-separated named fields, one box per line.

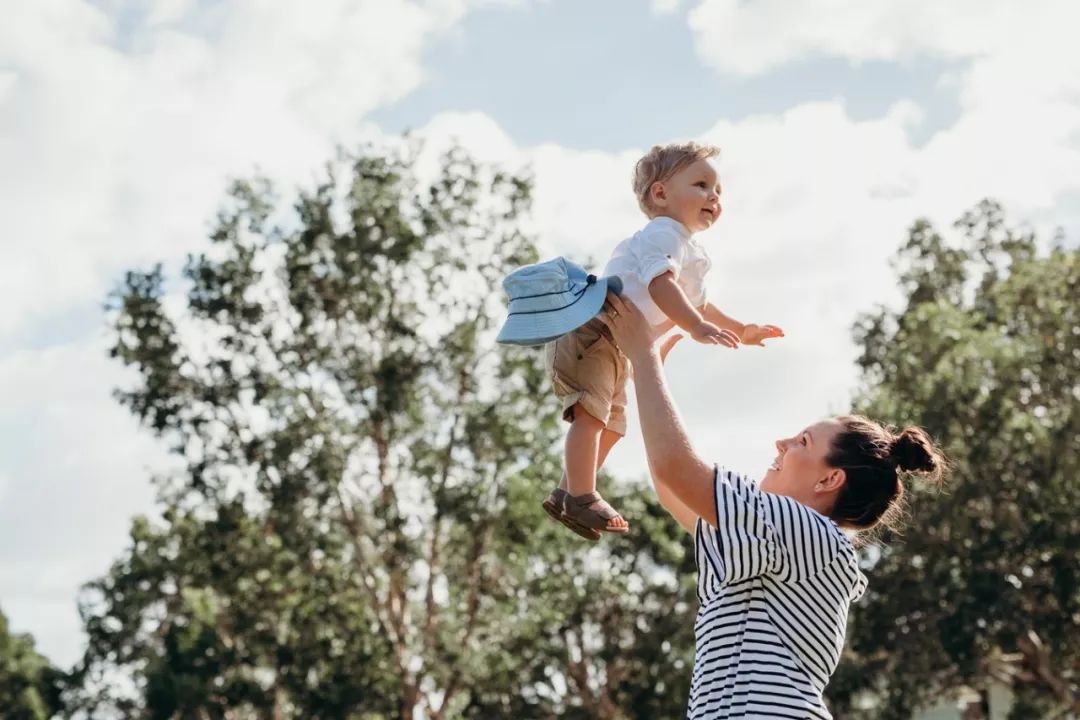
xmin=818 ymin=468 xmax=846 ymax=494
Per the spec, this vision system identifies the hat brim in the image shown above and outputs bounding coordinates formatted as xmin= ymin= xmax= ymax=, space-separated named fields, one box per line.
xmin=496 ymin=275 xmax=621 ymax=347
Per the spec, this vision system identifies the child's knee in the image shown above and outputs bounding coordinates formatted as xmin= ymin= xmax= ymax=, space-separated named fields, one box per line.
xmin=569 ymin=402 xmax=605 ymax=430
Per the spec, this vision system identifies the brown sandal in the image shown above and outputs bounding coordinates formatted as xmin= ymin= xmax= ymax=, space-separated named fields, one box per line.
xmin=562 ymin=491 xmax=630 ymax=535
xmin=542 ymin=488 xmax=601 ymax=541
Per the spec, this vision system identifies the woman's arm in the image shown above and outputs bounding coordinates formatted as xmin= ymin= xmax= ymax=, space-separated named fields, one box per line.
xmin=629 ymin=350 xmax=718 ymax=527
xmin=654 ymin=477 xmax=700 ymax=535
xmin=650 ymin=334 xmax=702 ymax=535
xmin=601 ymin=293 xmax=718 ymax=527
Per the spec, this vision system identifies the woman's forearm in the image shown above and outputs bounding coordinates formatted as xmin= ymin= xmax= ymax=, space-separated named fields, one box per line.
xmin=630 ymin=350 xmax=717 ymax=526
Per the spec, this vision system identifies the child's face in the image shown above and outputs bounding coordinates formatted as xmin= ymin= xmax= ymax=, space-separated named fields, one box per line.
xmin=650 ymin=158 xmax=722 ymax=233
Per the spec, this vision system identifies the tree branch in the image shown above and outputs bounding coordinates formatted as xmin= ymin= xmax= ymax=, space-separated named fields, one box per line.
xmin=438 ymin=523 xmax=494 ymax=715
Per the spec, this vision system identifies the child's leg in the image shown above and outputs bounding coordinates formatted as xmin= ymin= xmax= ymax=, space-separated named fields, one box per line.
xmin=548 ymin=424 xmax=624 ymax=538
xmin=596 ymin=428 xmax=622 ymax=470
xmin=558 ymin=427 xmax=622 ymax=490
xmin=543 ymin=326 xmax=630 ymax=534
xmin=594 ymin=428 xmax=626 ymax=530
xmin=563 ymin=405 xmax=604 ymax=498
xmin=562 ymin=409 xmax=627 ymax=532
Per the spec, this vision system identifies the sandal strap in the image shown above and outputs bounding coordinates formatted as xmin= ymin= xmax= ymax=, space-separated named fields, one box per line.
xmin=564 ymin=491 xmax=624 ymax=528
xmin=568 ymin=491 xmax=601 ymax=506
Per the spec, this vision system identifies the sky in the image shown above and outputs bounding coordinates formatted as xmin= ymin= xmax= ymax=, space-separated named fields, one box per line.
xmin=2 ymin=0 xmax=1079 ymax=669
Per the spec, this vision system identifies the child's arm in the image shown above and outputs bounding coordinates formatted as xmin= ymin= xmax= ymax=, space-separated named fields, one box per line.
xmin=649 ymin=273 xmax=738 ymax=347
xmin=702 ymin=302 xmax=785 ymax=346
xmin=700 ymin=303 xmax=746 ymax=338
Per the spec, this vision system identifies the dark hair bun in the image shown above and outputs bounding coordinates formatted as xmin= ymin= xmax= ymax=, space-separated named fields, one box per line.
xmin=889 ymin=427 xmax=940 ymax=475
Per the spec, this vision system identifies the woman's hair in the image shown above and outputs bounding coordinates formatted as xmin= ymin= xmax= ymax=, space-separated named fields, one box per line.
xmin=826 ymin=415 xmax=948 ymax=532
xmin=632 ymin=141 xmax=720 ymax=216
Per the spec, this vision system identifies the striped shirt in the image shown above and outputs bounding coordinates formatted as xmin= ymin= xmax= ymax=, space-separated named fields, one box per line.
xmin=688 ymin=467 xmax=868 ymax=719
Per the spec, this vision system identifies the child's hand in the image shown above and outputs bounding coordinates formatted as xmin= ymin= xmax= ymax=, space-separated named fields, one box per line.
xmin=691 ymin=321 xmax=739 ymax=348
xmin=740 ymin=323 xmax=785 ymax=346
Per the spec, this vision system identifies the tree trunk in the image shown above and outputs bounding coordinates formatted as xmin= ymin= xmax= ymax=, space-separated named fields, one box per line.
xmin=400 ymin=680 xmax=419 ymax=720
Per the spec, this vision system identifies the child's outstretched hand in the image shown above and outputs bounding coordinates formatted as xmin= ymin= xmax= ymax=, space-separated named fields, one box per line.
xmin=740 ymin=323 xmax=785 ymax=346
xmin=691 ymin=320 xmax=740 ymax=348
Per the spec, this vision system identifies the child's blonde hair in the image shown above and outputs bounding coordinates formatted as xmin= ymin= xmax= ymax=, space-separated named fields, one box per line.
xmin=633 ymin=141 xmax=720 ymax=216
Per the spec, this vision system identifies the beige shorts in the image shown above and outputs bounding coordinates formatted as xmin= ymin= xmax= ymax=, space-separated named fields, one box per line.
xmin=544 ymin=318 xmax=631 ymax=436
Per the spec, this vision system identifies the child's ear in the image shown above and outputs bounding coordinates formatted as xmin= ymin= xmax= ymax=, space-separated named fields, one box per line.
xmin=650 ymin=181 xmax=667 ymax=206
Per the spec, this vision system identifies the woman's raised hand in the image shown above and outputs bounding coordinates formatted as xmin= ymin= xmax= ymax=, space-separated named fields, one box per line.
xmin=599 ymin=291 xmax=661 ymax=362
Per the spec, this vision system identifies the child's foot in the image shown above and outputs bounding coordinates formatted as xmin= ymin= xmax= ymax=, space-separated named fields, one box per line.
xmin=542 ymin=488 xmax=601 ymax=541
xmin=562 ymin=491 xmax=629 ymax=534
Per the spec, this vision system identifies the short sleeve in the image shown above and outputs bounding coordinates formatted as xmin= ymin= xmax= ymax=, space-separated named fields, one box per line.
xmin=694 ymin=466 xmax=848 ymax=587
xmin=635 ymin=225 xmax=687 ymax=284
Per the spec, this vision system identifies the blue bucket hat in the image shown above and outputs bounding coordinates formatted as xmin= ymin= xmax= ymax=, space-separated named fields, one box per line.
xmin=496 ymin=257 xmax=622 ymax=346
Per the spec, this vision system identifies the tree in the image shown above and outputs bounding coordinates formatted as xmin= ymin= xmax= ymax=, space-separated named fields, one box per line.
xmin=72 ymin=143 xmax=699 ymax=719
xmin=0 ymin=606 xmax=64 ymax=719
xmin=827 ymin=200 xmax=1080 ymax=719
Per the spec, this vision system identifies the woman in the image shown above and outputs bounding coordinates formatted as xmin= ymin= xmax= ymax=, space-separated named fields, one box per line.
xmin=600 ymin=292 xmax=946 ymax=720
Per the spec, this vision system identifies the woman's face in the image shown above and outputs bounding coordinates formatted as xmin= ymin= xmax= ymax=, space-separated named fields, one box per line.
xmin=760 ymin=419 xmax=844 ymax=505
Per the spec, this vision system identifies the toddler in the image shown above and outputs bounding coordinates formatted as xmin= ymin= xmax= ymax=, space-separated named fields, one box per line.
xmin=542 ymin=142 xmax=784 ymax=539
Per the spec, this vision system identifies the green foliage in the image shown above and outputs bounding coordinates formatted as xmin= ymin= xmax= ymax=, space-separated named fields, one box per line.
xmin=75 ymin=144 xmax=698 ymax=719
xmin=828 ymin=200 xmax=1080 ymax=719
xmin=0 ymin=607 xmax=64 ymax=719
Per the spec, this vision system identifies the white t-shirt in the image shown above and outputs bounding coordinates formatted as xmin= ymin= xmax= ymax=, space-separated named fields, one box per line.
xmin=689 ymin=466 xmax=868 ymax=719
xmin=603 ymin=216 xmax=712 ymax=327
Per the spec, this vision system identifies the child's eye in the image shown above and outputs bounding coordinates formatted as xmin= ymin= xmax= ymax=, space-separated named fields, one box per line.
xmin=695 ymin=182 xmax=707 ymax=188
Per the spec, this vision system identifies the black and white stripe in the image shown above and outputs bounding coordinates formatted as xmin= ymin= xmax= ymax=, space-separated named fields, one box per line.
xmin=688 ymin=467 xmax=868 ymax=719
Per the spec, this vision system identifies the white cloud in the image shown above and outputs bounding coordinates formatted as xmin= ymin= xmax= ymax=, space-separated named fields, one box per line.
xmin=0 ymin=70 xmax=16 ymax=103
xmin=685 ymin=1 xmax=1073 ymax=78
xmin=0 ymin=0 xmax=481 ymax=342
xmin=679 ymin=0 xmax=1080 ymax=319
xmin=0 ymin=336 xmax=169 ymax=666
xmin=684 ymin=0 xmax=1080 ymax=219
xmin=683 ymin=0 xmax=1080 ymax=172
xmin=145 ymin=0 xmax=195 ymax=27
xmin=652 ymin=0 xmax=684 ymax=15
xmin=412 ymin=110 xmax=527 ymax=174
